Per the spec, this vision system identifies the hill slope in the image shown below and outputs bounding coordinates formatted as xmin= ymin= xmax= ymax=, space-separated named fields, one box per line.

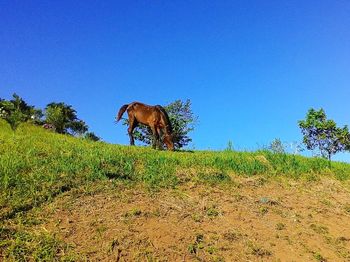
xmin=1 ymin=121 xmax=350 ymax=261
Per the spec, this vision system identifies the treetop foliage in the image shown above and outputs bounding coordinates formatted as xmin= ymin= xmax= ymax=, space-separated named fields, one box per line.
xmin=269 ymin=138 xmax=285 ymax=154
xmin=45 ymin=102 xmax=88 ymax=135
xmin=0 ymin=93 xmax=97 ymax=139
xmin=0 ymin=93 xmax=42 ymax=130
xmin=298 ymin=108 xmax=350 ymax=161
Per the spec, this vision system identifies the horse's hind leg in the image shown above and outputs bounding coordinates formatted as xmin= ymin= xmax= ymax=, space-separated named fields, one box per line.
xmin=128 ymin=116 xmax=137 ymax=146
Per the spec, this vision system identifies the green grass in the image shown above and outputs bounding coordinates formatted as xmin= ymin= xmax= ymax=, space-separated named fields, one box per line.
xmin=0 ymin=227 xmax=79 ymax=261
xmin=1 ymin=120 xmax=350 ymax=260
xmin=1 ymin=120 xmax=350 ymax=220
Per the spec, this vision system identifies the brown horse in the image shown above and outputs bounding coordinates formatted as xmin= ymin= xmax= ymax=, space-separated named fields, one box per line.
xmin=116 ymin=102 xmax=174 ymax=151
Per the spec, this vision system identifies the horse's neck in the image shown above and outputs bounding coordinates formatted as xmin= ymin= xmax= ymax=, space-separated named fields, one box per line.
xmin=162 ymin=116 xmax=172 ymax=135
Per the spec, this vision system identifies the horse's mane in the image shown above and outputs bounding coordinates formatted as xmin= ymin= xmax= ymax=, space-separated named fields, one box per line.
xmin=155 ymin=105 xmax=173 ymax=133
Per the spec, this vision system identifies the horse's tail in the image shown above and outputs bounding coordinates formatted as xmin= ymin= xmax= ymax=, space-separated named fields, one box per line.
xmin=156 ymin=105 xmax=173 ymax=134
xmin=116 ymin=104 xmax=129 ymax=122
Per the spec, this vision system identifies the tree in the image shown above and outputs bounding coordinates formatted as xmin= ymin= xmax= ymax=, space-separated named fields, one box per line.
xmin=84 ymin=132 xmax=101 ymax=142
xmin=0 ymin=94 xmax=99 ymax=138
xmin=298 ymin=108 xmax=350 ymax=162
xmin=165 ymin=99 xmax=197 ymax=149
xmin=0 ymin=93 xmax=42 ymax=130
xmin=269 ymin=138 xmax=285 ymax=154
xmin=45 ymin=102 xmax=88 ymax=135
xmin=123 ymin=99 xmax=197 ymax=149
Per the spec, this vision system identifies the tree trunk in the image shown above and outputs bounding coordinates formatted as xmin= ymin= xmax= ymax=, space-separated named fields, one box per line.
xmin=328 ymin=152 xmax=332 ymax=168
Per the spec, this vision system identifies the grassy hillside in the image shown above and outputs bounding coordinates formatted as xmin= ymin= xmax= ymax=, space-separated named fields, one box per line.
xmin=1 ymin=120 xmax=350 ymax=261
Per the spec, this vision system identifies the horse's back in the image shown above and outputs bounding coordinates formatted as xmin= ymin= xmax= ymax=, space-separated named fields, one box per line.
xmin=127 ymin=102 xmax=159 ymax=125
xmin=129 ymin=102 xmax=152 ymax=111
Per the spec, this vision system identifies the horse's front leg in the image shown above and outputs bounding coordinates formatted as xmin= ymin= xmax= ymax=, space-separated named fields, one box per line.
xmin=151 ymin=126 xmax=159 ymax=149
xmin=129 ymin=132 xmax=135 ymax=145
xmin=156 ymin=127 xmax=164 ymax=150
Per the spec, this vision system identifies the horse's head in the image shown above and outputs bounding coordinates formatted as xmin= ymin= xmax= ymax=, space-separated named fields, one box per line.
xmin=163 ymin=134 xmax=174 ymax=151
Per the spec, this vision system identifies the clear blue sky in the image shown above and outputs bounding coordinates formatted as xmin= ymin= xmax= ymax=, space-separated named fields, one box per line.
xmin=1 ymin=1 xmax=349 ymax=162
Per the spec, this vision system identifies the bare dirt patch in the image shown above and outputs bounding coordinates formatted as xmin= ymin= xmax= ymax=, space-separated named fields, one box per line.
xmin=40 ymin=177 xmax=350 ymax=261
